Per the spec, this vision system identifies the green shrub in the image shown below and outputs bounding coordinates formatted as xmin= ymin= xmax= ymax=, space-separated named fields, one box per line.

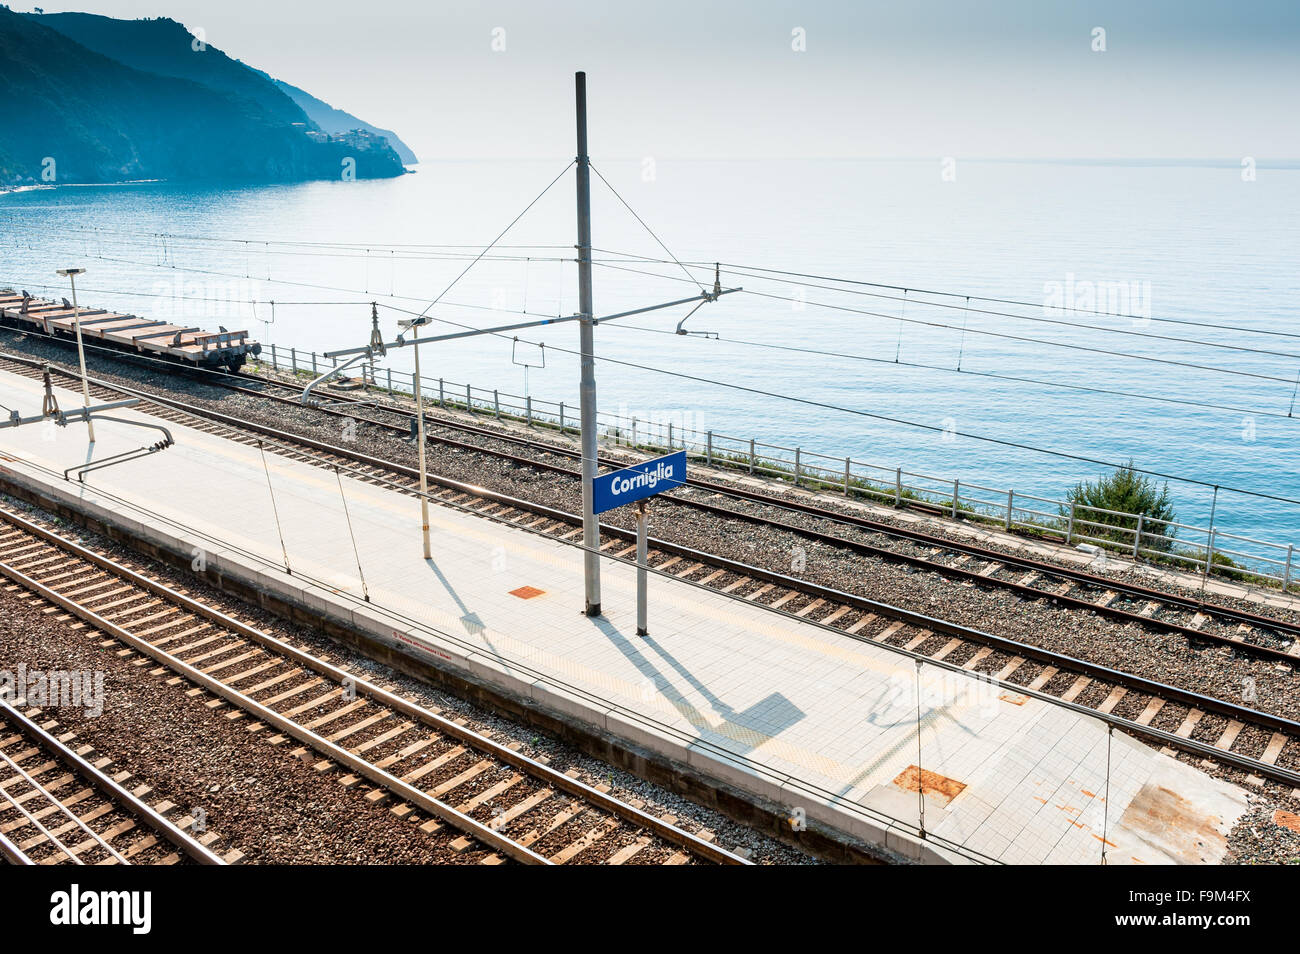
xmin=1063 ymin=461 xmax=1177 ymax=552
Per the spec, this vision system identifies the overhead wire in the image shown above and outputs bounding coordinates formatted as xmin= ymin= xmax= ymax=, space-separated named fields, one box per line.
xmin=13 ymin=252 xmax=569 ymax=325
xmin=712 ymin=262 xmax=1300 ymax=360
xmin=591 ymin=250 xmax=1300 ymax=342
xmin=371 ymin=298 xmax=1300 ymax=506
xmin=17 ymin=242 xmax=1299 ymax=419
xmin=590 ymin=259 xmax=1300 ymax=386
xmin=14 ymin=209 xmax=1300 ymax=496
xmin=588 ymin=250 xmax=1300 ymax=360
xmin=589 ymin=162 xmax=704 ymax=293
xmin=598 ymin=321 xmax=1300 ymax=422
xmin=398 ymin=159 xmax=573 ymax=325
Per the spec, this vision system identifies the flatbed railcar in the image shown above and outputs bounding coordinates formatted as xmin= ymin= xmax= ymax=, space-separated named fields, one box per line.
xmin=0 ymin=288 xmax=260 ymax=373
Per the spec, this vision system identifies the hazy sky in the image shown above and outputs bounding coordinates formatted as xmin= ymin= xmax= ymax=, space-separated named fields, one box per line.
xmin=20 ymin=1 xmax=1300 ymax=161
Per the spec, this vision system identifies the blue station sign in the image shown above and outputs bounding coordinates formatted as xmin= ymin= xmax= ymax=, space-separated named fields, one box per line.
xmin=593 ymin=451 xmax=687 ymax=514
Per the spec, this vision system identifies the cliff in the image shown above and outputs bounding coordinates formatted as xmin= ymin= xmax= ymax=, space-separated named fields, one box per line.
xmin=0 ymin=7 xmax=408 ymax=186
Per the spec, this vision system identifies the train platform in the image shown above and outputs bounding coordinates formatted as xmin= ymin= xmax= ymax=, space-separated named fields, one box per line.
xmin=0 ymin=369 xmax=1252 ymax=864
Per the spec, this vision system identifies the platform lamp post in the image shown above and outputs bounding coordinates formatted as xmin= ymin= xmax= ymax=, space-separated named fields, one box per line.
xmin=397 ymin=314 xmax=432 ymax=559
xmin=56 ymin=267 xmax=94 ymax=443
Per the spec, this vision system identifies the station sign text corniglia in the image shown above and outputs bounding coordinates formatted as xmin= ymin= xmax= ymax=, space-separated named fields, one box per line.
xmin=593 ymin=451 xmax=687 ymax=514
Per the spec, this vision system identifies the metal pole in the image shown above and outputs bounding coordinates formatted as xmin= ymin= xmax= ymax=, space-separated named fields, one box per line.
xmin=1133 ymin=514 xmax=1144 ymax=557
xmin=1202 ymin=486 xmax=1219 ymax=589
xmin=636 ymin=500 xmax=648 ymax=637
xmin=576 ymin=71 xmax=601 ymax=616
xmin=707 ymin=431 xmax=714 ymax=467
xmin=914 ymin=658 xmax=925 ymax=838
xmin=1285 ymin=544 xmax=1294 ymax=593
xmin=794 ymin=447 xmax=801 ymax=486
xmin=1006 ymin=489 xmax=1013 ymax=531
xmin=844 ymin=457 xmax=851 ymax=496
xmin=412 ymin=322 xmax=431 ymax=559
xmin=62 ymin=271 xmax=94 ymax=443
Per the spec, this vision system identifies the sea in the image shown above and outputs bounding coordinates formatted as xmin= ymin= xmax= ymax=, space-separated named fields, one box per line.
xmin=2 ymin=159 xmax=1298 ymax=555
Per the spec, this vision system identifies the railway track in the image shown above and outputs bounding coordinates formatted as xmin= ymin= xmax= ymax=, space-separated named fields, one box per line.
xmin=165 ymin=359 xmax=1300 ymax=665
xmin=0 ymin=505 xmax=750 ymax=866
xmin=0 ymin=354 xmax=1298 ymax=795
xmin=0 ymin=693 xmax=228 ymax=866
xmin=6 ymin=346 xmax=1300 ymax=667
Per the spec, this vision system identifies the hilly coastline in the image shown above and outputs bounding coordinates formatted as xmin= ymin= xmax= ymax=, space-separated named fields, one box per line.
xmin=0 ymin=7 xmax=411 ymax=186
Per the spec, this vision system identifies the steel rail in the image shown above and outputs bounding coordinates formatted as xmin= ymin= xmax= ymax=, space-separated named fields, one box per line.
xmin=0 ymin=556 xmax=553 ymax=865
xmin=3 ymin=343 xmax=1297 ymax=644
xmin=0 ymin=505 xmax=750 ymax=866
xmin=0 ymin=695 xmax=227 ymax=865
xmin=118 ymin=362 xmax=1300 ymax=662
xmin=2 ymin=353 xmax=1297 ymax=786
xmin=0 ymin=829 xmax=34 ymax=865
xmin=12 ymin=360 xmax=1300 ymax=735
xmin=0 ymin=732 xmax=110 ymax=865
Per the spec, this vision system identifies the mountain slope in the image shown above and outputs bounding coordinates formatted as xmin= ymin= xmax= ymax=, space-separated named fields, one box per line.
xmin=271 ymin=77 xmax=418 ymax=165
xmin=0 ymin=8 xmax=405 ymax=185
xmin=25 ymin=12 xmax=310 ymax=128
xmin=32 ymin=11 xmax=415 ymax=166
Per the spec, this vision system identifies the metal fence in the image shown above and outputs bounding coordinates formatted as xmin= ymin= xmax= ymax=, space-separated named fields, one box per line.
xmin=258 ymin=344 xmax=1299 ymax=593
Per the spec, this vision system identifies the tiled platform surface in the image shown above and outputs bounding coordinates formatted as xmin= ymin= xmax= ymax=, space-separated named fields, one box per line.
xmin=0 ymin=371 xmax=1250 ymax=864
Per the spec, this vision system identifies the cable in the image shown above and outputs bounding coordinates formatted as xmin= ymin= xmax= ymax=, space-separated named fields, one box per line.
xmin=35 ymin=226 xmax=1289 ymax=349
xmin=599 ymin=322 xmax=1300 ymax=422
xmin=33 ymin=253 xmax=569 ymax=326
xmin=894 ymin=290 xmax=907 ymax=362
xmin=381 ymin=298 xmax=1300 ymax=505
xmin=589 ymin=162 xmax=703 ymax=293
xmin=592 ymin=260 xmax=1300 ymax=387
xmin=712 ymin=262 xmax=1300 ymax=361
xmin=18 ymin=233 xmax=1296 ymax=498
xmin=68 ymin=237 xmax=570 ymax=267
xmin=589 ymin=252 xmax=1300 ymax=363
xmin=47 ymin=225 xmax=574 ymax=252
xmin=4 ymin=278 xmax=363 ymax=308
xmin=592 ymin=250 xmax=1300 ymax=343
xmin=410 ymin=160 xmax=575 ymax=323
